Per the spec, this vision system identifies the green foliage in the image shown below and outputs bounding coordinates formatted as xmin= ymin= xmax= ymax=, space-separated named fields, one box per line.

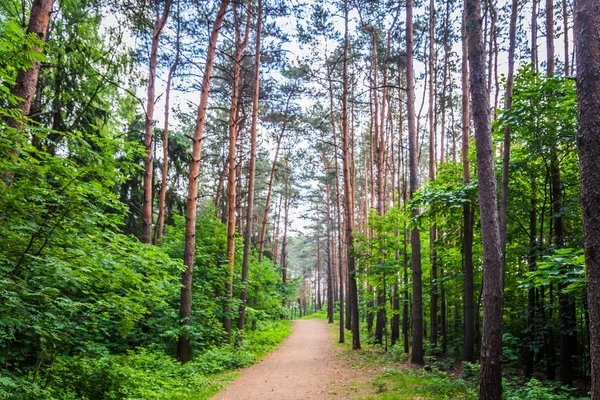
xmin=504 ymin=378 xmax=586 ymax=400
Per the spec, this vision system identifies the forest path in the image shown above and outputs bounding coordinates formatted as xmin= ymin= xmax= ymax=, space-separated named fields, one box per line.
xmin=211 ymin=319 xmax=367 ymax=399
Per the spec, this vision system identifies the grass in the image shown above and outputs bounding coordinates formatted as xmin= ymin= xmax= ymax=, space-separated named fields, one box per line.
xmin=319 ymin=313 xmax=477 ymax=400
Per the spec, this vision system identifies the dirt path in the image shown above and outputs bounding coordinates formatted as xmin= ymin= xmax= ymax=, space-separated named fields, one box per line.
xmin=211 ymin=319 xmax=367 ymax=400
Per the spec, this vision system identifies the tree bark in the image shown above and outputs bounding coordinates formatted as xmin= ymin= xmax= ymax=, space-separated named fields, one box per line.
xmin=155 ymin=2 xmax=180 ymax=244
xmin=178 ymin=0 xmax=230 ymax=364
xmin=342 ymin=0 xmax=360 ymax=350
xmin=499 ymin=0 xmax=517 ymax=264
xmin=142 ymin=0 xmax=174 ymax=244
xmin=575 ymin=2 xmax=600 ymax=393
xmin=428 ymin=0 xmax=438 ymax=351
xmin=238 ymin=0 xmax=263 ymax=338
xmin=258 ymin=93 xmax=291 ymax=262
xmin=407 ymin=0 xmax=423 ymax=365
xmin=224 ymin=3 xmax=251 ymax=342
xmin=466 ymin=0 xmax=504 ymax=397
xmin=8 ymin=0 xmax=53 ymax=138
xmin=461 ymin=11 xmax=475 ymax=363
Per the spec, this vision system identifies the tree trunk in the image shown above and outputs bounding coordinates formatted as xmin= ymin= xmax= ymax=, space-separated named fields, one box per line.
xmin=142 ymin=0 xmax=174 ymax=244
xmin=465 ymin=0 xmax=504 ymax=397
xmin=499 ymin=0 xmax=517 ymax=263
xmin=7 ymin=0 xmax=53 ymax=140
xmin=178 ymin=0 xmax=230 ymax=364
xmin=224 ymin=3 xmax=251 ymax=342
xmin=406 ymin=0 xmax=423 ymax=365
xmin=237 ymin=0 xmax=262 ymax=339
xmin=155 ymin=4 xmax=180 ymax=244
xmin=462 ymin=11 xmax=475 ymax=363
xmin=428 ymin=0 xmax=438 ymax=351
xmin=257 ymin=93 xmax=291 ymax=262
xmin=324 ymin=154 xmax=335 ymax=324
xmin=342 ymin=0 xmax=360 ymax=350
xmin=562 ymin=0 xmax=569 ymax=75
xmin=280 ymin=163 xmax=291 ymax=285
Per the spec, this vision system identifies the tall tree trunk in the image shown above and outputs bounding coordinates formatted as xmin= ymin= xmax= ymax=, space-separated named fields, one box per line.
xmin=238 ymin=0 xmax=263 ymax=338
xmin=577 ymin=0 xmax=600 ymax=378
xmin=428 ymin=0 xmax=438 ymax=351
xmin=178 ymin=0 xmax=230 ymax=364
xmin=407 ymin=0 xmax=423 ymax=365
xmin=155 ymin=2 xmax=180 ymax=244
xmin=465 ymin=0 xmax=504 ymax=397
xmin=462 ymin=12 xmax=475 ymax=361
xmin=327 ymin=63 xmax=345 ymax=345
xmin=7 ymin=0 xmax=53 ymax=141
xmin=142 ymin=0 xmax=174 ymax=244
xmin=576 ymin=1 xmax=600 ymax=384
xmin=342 ymin=0 xmax=360 ymax=350
xmin=499 ymin=0 xmax=517 ymax=264
xmin=224 ymin=3 xmax=251 ymax=342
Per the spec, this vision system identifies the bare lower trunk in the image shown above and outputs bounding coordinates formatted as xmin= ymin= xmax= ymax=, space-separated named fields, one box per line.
xmin=342 ymin=0 xmax=360 ymax=350
xmin=179 ymin=0 xmax=230 ymax=363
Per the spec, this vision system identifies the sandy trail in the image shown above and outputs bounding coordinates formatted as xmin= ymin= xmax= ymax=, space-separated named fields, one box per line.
xmin=211 ymin=319 xmax=364 ymax=400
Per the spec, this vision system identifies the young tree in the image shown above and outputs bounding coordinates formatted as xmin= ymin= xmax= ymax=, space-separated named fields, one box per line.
xmin=574 ymin=1 xmax=600 ymax=397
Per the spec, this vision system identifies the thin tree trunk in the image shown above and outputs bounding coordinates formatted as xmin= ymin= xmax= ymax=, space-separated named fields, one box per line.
xmin=257 ymin=93 xmax=292 ymax=262
xmin=281 ymin=162 xmax=291 ymax=284
xmin=238 ymin=0 xmax=263 ymax=338
xmin=532 ymin=0 xmax=538 ymax=72
xmin=179 ymin=0 xmax=230 ymax=364
xmin=155 ymin=2 xmax=180 ymax=244
xmin=224 ymin=3 xmax=251 ymax=342
xmin=215 ymin=157 xmax=229 ymax=218
xmin=562 ymin=0 xmax=569 ymax=75
xmin=142 ymin=0 xmax=174 ymax=244
xmin=407 ymin=0 xmax=423 ymax=365
xmin=428 ymin=0 xmax=438 ymax=351
xmin=465 ymin=0 xmax=504 ymax=397
xmin=324 ymin=154 xmax=335 ymax=324
xmin=499 ymin=0 xmax=517 ymax=265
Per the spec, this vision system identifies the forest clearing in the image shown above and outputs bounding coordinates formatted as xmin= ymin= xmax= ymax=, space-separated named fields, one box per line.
xmin=1 ymin=0 xmax=600 ymax=399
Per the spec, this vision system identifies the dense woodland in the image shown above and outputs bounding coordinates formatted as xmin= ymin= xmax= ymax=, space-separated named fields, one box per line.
xmin=1 ymin=0 xmax=600 ymax=399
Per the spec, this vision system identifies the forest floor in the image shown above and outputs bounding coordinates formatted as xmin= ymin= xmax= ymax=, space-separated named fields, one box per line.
xmin=211 ymin=319 xmax=373 ymax=399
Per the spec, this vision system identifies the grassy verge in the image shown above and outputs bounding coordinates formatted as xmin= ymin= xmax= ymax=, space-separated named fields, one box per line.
xmin=41 ymin=319 xmax=293 ymax=400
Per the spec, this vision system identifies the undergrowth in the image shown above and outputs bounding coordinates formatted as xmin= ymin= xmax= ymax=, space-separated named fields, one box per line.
xmin=2 ymin=320 xmax=291 ymax=400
